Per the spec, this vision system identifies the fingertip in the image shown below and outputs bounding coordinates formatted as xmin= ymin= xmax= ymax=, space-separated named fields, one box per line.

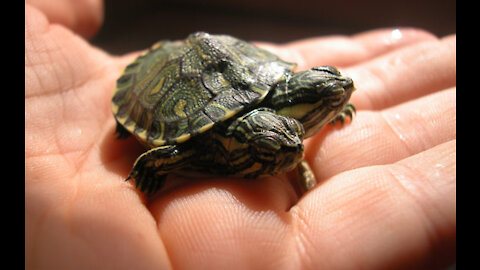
xmin=26 ymin=0 xmax=104 ymax=39
xmin=257 ymin=28 xmax=440 ymax=70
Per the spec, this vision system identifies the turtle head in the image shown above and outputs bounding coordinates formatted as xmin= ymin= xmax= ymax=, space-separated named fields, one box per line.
xmin=271 ymin=66 xmax=355 ymax=138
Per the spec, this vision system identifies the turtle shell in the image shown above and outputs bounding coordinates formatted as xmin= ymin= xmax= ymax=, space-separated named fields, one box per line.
xmin=112 ymin=32 xmax=296 ymax=147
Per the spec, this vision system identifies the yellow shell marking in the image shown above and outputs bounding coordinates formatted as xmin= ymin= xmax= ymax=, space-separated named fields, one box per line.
xmin=111 ymin=101 xmax=119 ymax=114
xmin=211 ymin=102 xmax=236 ymax=119
xmin=150 ymin=77 xmax=165 ymax=95
xmin=175 ymin=133 xmax=191 ymax=144
xmin=197 ymin=122 xmax=215 ymax=134
xmin=174 ymin=99 xmax=188 ymax=118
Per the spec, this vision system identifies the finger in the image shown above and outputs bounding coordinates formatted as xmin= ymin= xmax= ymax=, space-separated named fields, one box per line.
xmin=26 ymin=1 xmax=103 ymax=38
xmin=25 ymin=4 xmax=116 ymax=169
xmin=347 ymin=35 xmax=456 ymax=110
xmin=291 ymin=140 xmax=456 ymax=269
xmin=306 ymin=87 xmax=456 ymax=180
xmin=257 ymin=28 xmax=437 ymax=70
xmin=25 ymin=4 xmax=110 ymax=99
xmin=149 ymin=175 xmax=298 ymax=269
xmin=26 ymin=168 xmax=172 ymax=269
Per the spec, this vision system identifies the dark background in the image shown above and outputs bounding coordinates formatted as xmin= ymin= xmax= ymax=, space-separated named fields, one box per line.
xmin=91 ymin=0 xmax=456 ymax=56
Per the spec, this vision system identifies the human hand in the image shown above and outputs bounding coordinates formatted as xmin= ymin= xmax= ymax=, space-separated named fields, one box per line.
xmin=25 ymin=2 xmax=455 ymax=269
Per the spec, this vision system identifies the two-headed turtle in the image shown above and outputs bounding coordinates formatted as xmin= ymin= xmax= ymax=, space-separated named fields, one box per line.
xmin=112 ymin=32 xmax=355 ymax=194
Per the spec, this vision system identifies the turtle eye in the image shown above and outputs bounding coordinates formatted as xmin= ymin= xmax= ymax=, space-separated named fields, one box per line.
xmin=218 ymin=60 xmax=228 ymax=72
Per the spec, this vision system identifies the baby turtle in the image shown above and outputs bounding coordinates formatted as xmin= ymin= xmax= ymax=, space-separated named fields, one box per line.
xmin=112 ymin=32 xmax=355 ymax=194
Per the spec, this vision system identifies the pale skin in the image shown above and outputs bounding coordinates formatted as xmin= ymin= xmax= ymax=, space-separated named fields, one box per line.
xmin=25 ymin=1 xmax=456 ymax=269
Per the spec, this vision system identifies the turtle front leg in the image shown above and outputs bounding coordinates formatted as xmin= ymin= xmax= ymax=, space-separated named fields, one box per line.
xmin=330 ymin=103 xmax=356 ymax=125
xmin=127 ymin=144 xmax=195 ymax=194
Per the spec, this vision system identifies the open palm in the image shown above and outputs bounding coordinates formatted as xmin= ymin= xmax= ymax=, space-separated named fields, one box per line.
xmin=25 ymin=3 xmax=455 ymax=269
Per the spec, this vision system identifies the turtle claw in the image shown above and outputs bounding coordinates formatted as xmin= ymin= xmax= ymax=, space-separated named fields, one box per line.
xmin=331 ymin=103 xmax=356 ymax=126
xmin=126 ymin=167 xmax=166 ymax=195
xmin=125 ymin=162 xmax=166 ymax=195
